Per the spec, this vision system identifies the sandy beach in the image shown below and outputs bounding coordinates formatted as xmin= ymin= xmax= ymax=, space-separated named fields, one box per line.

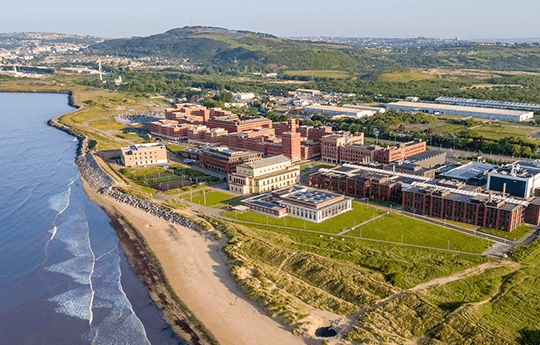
xmin=82 ymin=180 xmax=307 ymax=345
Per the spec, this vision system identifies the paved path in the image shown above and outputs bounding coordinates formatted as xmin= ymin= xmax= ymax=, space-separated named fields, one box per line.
xmin=520 ymin=227 xmax=540 ymax=245
xmin=483 ymin=243 xmax=513 ymax=258
xmin=338 ymin=213 xmax=387 ymax=235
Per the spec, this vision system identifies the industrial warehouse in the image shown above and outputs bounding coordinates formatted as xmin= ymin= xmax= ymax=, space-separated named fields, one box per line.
xmin=386 ymin=101 xmax=534 ymax=121
xmin=303 ymin=104 xmax=380 ymax=118
xmin=435 ymin=96 xmax=540 ymax=112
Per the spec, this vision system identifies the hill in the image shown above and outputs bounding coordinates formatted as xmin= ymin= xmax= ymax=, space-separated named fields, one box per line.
xmin=88 ymin=26 xmax=540 ymax=73
xmin=88 ymin=26 xmax=359 ymax=72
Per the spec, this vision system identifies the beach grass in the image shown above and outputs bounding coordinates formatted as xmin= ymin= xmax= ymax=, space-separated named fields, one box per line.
xmin=420 ymin=266 xmax=513 ymax=311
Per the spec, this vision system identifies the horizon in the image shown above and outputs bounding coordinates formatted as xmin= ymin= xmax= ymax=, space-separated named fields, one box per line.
xmin=2 ymin=0 xmax=538 ymax=40
xmin=3 ymin=26 xmax=540 ymax=43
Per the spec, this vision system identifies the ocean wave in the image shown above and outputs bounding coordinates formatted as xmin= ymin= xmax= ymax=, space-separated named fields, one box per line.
xmin=48 ymin=175 xmax=78 ymax=214
xmin=46 ymin=207 xmax=150 ymax=344
xmin=48 ymin=286 xmax=92 ymax=321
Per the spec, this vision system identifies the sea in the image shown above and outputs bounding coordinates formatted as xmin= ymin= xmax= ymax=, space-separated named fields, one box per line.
xmin=0 ymin=92 xmax=183 ymax=344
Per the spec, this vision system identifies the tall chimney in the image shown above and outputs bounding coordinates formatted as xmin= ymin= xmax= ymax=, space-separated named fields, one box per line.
xmin=503 ymin=183 xmax=506 ymax=197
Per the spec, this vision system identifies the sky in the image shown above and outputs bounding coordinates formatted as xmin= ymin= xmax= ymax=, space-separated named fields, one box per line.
xmin=2 ymin=0 xmax=540 ymax=39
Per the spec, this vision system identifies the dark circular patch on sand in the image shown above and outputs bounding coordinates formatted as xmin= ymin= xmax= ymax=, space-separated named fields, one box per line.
xmin=315 ymin=326 xmax=337 ymax=337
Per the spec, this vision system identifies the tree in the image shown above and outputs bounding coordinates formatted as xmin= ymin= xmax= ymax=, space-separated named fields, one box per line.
xmin=215 ymin=91 xmax=233 ymax=103
xmin=522 ymin=146 xmax=532 ymax=158
xmin=512 ymin=144 xmax=521 ymax=157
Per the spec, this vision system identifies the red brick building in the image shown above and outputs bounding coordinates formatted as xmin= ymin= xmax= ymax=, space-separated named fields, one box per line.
xmin=200 ymin=147 xmax=262 ymax=173
xmin=300 ymin=140 xmax=321 ymax=160
xmin=402 ymin=184 xmax=525 ymax=231
xmin=309 ymin=169 xmax=401 ymax=202
xmin=187 ymin=126 xmax=211 ymax=141
xmin=205 ymin=115 xmax=272 ymax=133
xmin=321 ymin=132 xmax=365 ymax=163
xmin=375 ymin=139 xmax=426 ymax=164
xmin=203 ymin=128 xmax=229 ymax=144
xmin=149 ymin=120 xmax=193 ymax=140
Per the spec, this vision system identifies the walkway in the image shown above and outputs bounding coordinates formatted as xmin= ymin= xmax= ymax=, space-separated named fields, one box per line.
xmin=338 ymin=213 xmax=387 ymax=235
xmin=169 ymin=195 xmax=515 ymax=258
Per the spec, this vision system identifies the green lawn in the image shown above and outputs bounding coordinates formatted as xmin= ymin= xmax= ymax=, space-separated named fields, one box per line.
xmin=434 ymin=217 xmax=478 ymax=230
xmin=219 ymin=218 xmax=489 ymax=290
xmin=377 ymin=70 xmax=434 ymax=82
xmin=165 ymin=143 xmax=185 ymax=152
xmin=348 ymin=214 xmax=492 ymax=254
xmin=223 ymin=201 xmax=385 ymax=234
xmin=189 ymin=191 xmax=239 ymax=207
xmin=312 ymin=162 xmax=335 ymax=168
xmin=471 ymin=123 xmax=536 ymax=140
xmin=120 ymin=164 xmax=221 ymax=186
xmin=480 ymin=224 xmax=532 ymax=241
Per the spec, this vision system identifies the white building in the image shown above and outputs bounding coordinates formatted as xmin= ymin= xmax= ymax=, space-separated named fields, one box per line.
xmin=487 ymin=161 xmax=540 ymax=199
xmin=240 ymin=186 xmax=353 ymax=222
xmin=121 ymin=143 xmax=168 ymax=166
xmin=228 ymin=155 xmax=300 ymax=194
xmin=233 ymin=92 xmax=256 ymax=101
xmin=304 ymin=105 xmax=377 ymax=118
xmin=386 ymin=101 xmax=534 ymax=122
xmin=342 ymin=103 xmax=385 ymax=113
xmin=436 ymin=96 xmax=540 ymax=112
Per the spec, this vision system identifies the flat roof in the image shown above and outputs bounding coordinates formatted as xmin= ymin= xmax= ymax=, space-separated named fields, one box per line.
xmin=123 ymin=143 xmax=164 ymax=151
xmin=407 ymin=150 xmax=445 ymax=161
xmin=436 ymin=96 xmax=540 ymax=110
xmin=281 ymin=188 xmax=342 ymax=207
xmin=244 ymin=155 xmax=290 ymax=169
xmin=387 ymin=101 xmax=532 ymax=116
xmin=342 ymin=104 xmax=384 ymax=112
xmin=441 ymin=162 xmax=496 ymax=180
xmin=304 ymin=105 xmax=370 ymax=115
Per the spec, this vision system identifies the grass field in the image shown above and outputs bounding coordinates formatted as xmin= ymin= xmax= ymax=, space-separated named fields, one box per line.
xmin=120 ymin=164 xmax=221 ymax=187
xmin=189 ymin=190 xmax=238 ymax=207
xmin=283 ymin=70 xmax=351 ymax=79
xmin=223 ymin=201 xmax=384 ymax=234
xmin=165 ymin=143 xmax=185 ymax=152
xmin=299 ymin=162 xmax=335 ymax=175
xmin=378 ymin=70 xmax=434 ymax=82
xmin=212 ymin=216 xmax=490 ymax=330
xmin=474 ymin=265 xmax=540 ymax=342
xmin=434 ymin=217 xmax=478 ymax=230
xmin=480 ymin=224 xmax=532 ymax=241
xmin=470 ymin=123 xmax=537 ymax=141
xmin=348 ymin=214 xmax=491 ymax=254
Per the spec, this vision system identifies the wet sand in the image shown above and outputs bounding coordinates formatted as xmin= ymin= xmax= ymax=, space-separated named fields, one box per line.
xmin=82 ymin=179 xmax=305 ymax=345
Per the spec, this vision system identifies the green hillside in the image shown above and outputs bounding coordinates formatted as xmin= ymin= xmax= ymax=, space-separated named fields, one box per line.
xmin=89 ymin=26 xmax=359 ymax=71
xmin=89 ymin=26 xmax=540 ymax=73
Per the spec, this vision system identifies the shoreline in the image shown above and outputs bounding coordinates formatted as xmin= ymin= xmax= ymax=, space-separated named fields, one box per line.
xmin=81 ymin=179 xmax=217 ymax=345
xmin=8 ymin=89 xmax=307 ymax=345
xmin=40 ymin=95 xmax=219 ymax=344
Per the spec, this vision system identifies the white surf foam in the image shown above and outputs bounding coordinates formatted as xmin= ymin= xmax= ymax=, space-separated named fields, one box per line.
xmin=48 ymin=286 xmax=92 ymax=321
xmin=46 ymin=198 xmax=150 ymax=344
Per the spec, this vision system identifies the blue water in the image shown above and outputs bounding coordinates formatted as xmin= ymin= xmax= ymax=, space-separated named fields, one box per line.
xmin=0 ymin=93 xmax=181 ymax=344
